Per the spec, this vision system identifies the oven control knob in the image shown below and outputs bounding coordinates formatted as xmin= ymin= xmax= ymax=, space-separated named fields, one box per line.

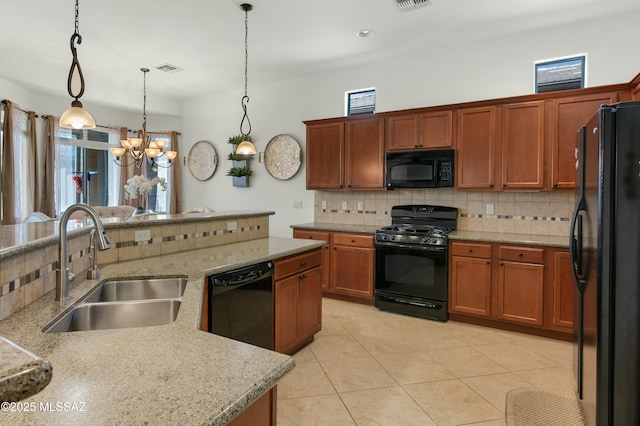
xmin=390 ymin=235 xmax=396 ymax=241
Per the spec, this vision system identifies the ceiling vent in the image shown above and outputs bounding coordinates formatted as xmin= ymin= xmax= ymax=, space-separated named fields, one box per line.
xmin=155 ymin=63 xmax=183 ymax=73
xmin=392 ymin=0 xmax=433 ymax=12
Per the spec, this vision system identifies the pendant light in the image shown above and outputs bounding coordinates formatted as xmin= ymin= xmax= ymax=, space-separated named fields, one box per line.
xmin=60 ymin=0 xmax=96 ymax=130
xmin=109 ymin=68 xmax=177 ymax=168
xmin=236 ymin=3 xmax=257 ymax=156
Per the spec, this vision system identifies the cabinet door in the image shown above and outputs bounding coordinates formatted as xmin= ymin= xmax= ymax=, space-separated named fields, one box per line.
xmin=330 ymin=245 xmax=374 ymax=299
xmin=501 ymin=101 xmax=545 ymax=189
xmin=457 ymin=106 xmax=498 ymax=189
xmin=450 ymin=256 xmax=492 ymax=317
xmin=274 ymin=275 xmax=299 ymax=353
xmin=298 ymin=266 xmax=323 ymax=339
xmin=387 ymin=114 xmax=420 ymax=151
xmin=345 ymin=117 xmax=385 ymax=189
xmin=552 ymin=250 xmax=574 ymax=330
xmin=549 ymin=92 xmax=618 ymax=189
xmin=292 ymin=230 xmax=330 ymax=291
xmin=306 ymin=122 xmax=345 ymax=189
xmin=496 ymin=261 xmax=544 ymax=326
xmin=419 ymin=110 xmax=454 ymax=149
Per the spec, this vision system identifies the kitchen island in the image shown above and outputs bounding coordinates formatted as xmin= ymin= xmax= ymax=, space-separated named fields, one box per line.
xmin=0 ymin=235 xmax=324 ymax=425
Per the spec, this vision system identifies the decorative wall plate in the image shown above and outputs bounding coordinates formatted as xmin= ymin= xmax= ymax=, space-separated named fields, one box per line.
xmin=263 ymin=134 xmax=301 ymax=180
xmin=188 ymin=140 xmax=217 ymax=181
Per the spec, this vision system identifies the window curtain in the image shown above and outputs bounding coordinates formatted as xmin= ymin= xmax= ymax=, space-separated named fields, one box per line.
xmin=41 ymin=116 xmax=57 ymax=217
xmin=169 ymin=131 xmax=181 ymax=214
xmin=28 ymin=111 xmax=40 ymax=212
xmin=1 ymin=100 xmax=16 ymax=224
xmin=1 ymin=101 xmax=32 ymax=224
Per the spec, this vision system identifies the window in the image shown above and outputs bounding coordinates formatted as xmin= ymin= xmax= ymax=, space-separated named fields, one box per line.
xmin=55 ymin=127 xmax=121 ymax=215
xmin=143 ymin=133 xmax=173 ymax=214
xmin=535 ymin=55 xmax=586 ymax=93
xmin=346 ymin=88 xmax=376 ymax=116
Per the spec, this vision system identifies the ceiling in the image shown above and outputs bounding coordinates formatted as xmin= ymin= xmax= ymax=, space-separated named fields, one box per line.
xmin=1 ymin=0 xmax=639 ymax=113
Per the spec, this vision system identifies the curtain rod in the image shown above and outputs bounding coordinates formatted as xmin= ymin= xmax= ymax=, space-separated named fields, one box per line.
xmin=126 ymin=129 xmax=182 ymax=136
xmin=1 ymin=99 xmax=38 ymax=117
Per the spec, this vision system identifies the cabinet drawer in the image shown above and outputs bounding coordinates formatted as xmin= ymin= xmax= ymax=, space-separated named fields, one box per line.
xmin=450 ymin=242 xmax=492 ymax=258
xmin=293 ymin=230 xmax=330 ymax=243
xmin=499 ymin=246 xmax=544 ymax=264
xmin=275 ymin=249 xmax=323 ymax=281
xmin=332 ymin=233 xmax=374 ymax=248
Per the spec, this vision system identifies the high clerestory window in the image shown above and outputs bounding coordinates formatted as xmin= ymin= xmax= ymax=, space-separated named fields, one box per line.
xmin=535 ymin=55 xmax=586 ymax=93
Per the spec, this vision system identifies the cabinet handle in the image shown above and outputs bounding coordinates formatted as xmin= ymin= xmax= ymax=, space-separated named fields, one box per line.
xmin=486 ymin=260 xmax=491 ymax=265
xmin=553 ymin=182 xmax=558 ymax=188
xmin=300 ymin=261 xmax=306 ymax=266
xmin=518 ymin=253 xmax=523 ymax=257
xmin=300 ymin=273 xmax=307 ymax=280
xmin=307 ymin=236 xmax=313 ymax=239
xmin=351 ymin=240 xmax=356 ymax=243
xmin=500 ymin=262 xmax=504 ymax=266
xmin=502 ymin=184 xmax=507 ymax=188
xmin=468 ymin=249 xmax=473 ymax=253
xmin=489 ymin=183 xmax=494 ymax=188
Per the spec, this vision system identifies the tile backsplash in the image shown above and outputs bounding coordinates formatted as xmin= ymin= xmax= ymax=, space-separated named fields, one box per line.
xmin=314 ymin=189 xmax=574 ymax=237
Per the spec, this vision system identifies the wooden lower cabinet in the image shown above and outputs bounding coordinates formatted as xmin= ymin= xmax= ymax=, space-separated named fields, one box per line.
xmin=293 ymin=229 xmax=375 ymax=304
xmin=229 ymin=388 xmax=276 ymax=426
xmin=450 ymin=241 xmax=572 ymax=337
xmin=274 ymin=250 xmax=323 ymax=354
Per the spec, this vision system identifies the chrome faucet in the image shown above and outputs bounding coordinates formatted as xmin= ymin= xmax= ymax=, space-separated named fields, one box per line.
xmin=56 ymin=203 xmax=111 ymax=301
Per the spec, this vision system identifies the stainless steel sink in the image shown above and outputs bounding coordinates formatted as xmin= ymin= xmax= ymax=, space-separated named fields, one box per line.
xmin=81 ymin=277 xmax=187 ymax=303
xmin=43 ymin=299 xmax=182 ymax=333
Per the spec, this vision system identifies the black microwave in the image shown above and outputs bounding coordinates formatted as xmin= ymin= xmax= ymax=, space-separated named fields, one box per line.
xmin=385 ymin=149 xmax=454 ymax=188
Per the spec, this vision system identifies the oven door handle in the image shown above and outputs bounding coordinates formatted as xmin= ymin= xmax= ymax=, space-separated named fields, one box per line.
xmin=375 ymin=242 xmax=447 ymax=252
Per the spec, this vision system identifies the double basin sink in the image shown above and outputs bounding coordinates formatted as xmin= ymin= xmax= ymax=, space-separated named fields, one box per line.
xmin=43 ymin=277 xmax=187 ymax=333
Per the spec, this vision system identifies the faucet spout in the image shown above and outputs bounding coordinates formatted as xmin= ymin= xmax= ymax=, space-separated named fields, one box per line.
xmin=56 ymin=203 xmax=111 ymax=301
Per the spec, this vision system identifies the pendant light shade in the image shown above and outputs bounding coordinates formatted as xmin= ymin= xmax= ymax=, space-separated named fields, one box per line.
xmin=236 ymin=138 xmax=257 ymax=155
xmin=60 ymin=0 xmax=95 ymax=130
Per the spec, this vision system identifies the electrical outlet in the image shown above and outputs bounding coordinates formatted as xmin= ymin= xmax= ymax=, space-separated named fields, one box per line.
xmin=341 ymin=201 xmax=348 ymax=210
xmin=357 ymin=201 xmax=364 ymax=211
xmin=321 ymin=200 xmax=327 ymax=210
xmin=293 ymin=200 xmax=303 ymax=209
xmin=227 ymin=221 xmax=237 ymax=231
xmin=134 ymin=230 xmax=151 ymax=242
xmin=486 ymin=204 xmax=494 ymax=215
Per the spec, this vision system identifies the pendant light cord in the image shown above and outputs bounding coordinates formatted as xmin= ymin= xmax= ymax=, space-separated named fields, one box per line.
xmin=240 ymin=5 xmax=251 ymax=137
xmin=67 ymin=0 xmax=85 ymax=102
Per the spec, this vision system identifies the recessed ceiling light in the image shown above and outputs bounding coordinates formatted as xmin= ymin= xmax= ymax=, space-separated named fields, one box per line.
xmin=357 ymin=29 xmax=375 ymax=38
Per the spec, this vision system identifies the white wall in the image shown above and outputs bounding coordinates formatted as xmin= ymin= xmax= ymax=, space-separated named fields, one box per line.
xmin=180 ymin=12 xmax=640 ymax=238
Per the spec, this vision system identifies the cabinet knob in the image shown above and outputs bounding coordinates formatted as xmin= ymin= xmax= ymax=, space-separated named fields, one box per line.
xmin=300 ymin=273 xmax=307 ymax=280
xmin=351 ymin=240 xmax=355 ymax=243
xmin=300 ymin=261 xmax=306 ymax=266
xmin=500 ymin=262 xmax=504 ymax=266
xmin=486 ymin=260 xmax=491 ymax=265
xmin=307 ymin=236 xmax=313 ymax=239
xmin=502 ymin=184 xmax=507 ymax=188
xmin=489 ymin=183 xmax=494 ymax=188
xmin=518 ymin=253 xmax=523 ymax=257
xmin=468 ymin=249 xmax=473 ymax=253
xmin=553 ymin=182 xmax=558 ymax=188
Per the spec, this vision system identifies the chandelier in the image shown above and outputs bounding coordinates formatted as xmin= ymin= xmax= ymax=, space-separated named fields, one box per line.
xmin=236 ymin=3 xmax=257 ymax=156
xmin=110 ymin=68 xmax=176 ymax=168
xmin=59 ymin=0 xmax=95 ymax=130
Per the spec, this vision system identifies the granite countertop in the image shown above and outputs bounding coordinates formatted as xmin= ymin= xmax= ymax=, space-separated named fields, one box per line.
xmin=0 ymin=337 xmax=52 ymax=402
xmin=291 ymin=222 xmax=378 ymax=234
xmin=0 ymin=210 xmax=274 ymax=260
xmin=292 ymin=222 xmax=569 ymax=248
xmin=449 ymin=230 xmax=570 ymax=248
xmin=0 ymin=237 xmax=324 ymax=425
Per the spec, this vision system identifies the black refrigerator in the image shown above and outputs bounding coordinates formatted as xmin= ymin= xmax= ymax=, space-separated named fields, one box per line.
xmin=571 ymin=101 xmax=640 ymax=425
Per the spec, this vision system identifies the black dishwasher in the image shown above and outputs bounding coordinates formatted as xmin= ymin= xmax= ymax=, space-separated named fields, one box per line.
xmin=207 ymin=261 xmax=274 ymax=350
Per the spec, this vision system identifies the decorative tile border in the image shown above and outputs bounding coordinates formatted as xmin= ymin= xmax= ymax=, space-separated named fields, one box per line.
xmin=460 ymin=213 xmax=570 ymax=222
xmin=112 ymin=226 xmax=261 ymax=248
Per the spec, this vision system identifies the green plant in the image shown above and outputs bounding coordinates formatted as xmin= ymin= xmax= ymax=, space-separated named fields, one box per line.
xmin=228 ymin=134 xmax=251 ymax=145
xmin=226 ymin=166 xmax=253 ymax=177
xmin=228 ymin=152 xmax=245 ymax=161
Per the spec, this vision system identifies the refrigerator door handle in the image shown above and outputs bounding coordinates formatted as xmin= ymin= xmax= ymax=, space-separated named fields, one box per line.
xmin=569 ymin=202 xmax=586 ymax=293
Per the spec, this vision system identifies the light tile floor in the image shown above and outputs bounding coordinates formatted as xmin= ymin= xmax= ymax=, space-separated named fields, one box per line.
xmin=277 ymin=298 xmax=576 ymax=426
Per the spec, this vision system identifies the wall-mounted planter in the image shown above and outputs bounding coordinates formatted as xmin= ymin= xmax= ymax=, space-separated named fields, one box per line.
xmin=232 ymin=160 xmax=247 ymax=169
xmin=232 ymin=176 xmax=249 ymax=187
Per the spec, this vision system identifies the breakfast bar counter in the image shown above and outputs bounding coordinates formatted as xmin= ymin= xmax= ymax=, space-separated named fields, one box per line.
xmin=0 ymin=236 xmax=324 ymax=425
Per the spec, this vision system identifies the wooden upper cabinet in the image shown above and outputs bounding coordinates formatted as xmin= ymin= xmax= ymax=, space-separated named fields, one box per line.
xmin=345 ymin=117 xmax=385 ymax=189
xmin=501 ymin=100 xmax=545 ymax=190
xmin=456 ymin=106 xmax=498 ymax=189
xmin=387 ymin=110 xmax=454 ymax=151
xmin=631 ymin=75 xmax=640 ymax=100
xmin=549 ymin=91 xmax=618 ymax=189
xmin=306 ymin=121 xmax=345 ymax=189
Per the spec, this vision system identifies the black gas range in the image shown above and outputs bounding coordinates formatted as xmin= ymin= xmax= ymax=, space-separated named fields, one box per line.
xmin=374 ymin=205 xmax=458 ymax=321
